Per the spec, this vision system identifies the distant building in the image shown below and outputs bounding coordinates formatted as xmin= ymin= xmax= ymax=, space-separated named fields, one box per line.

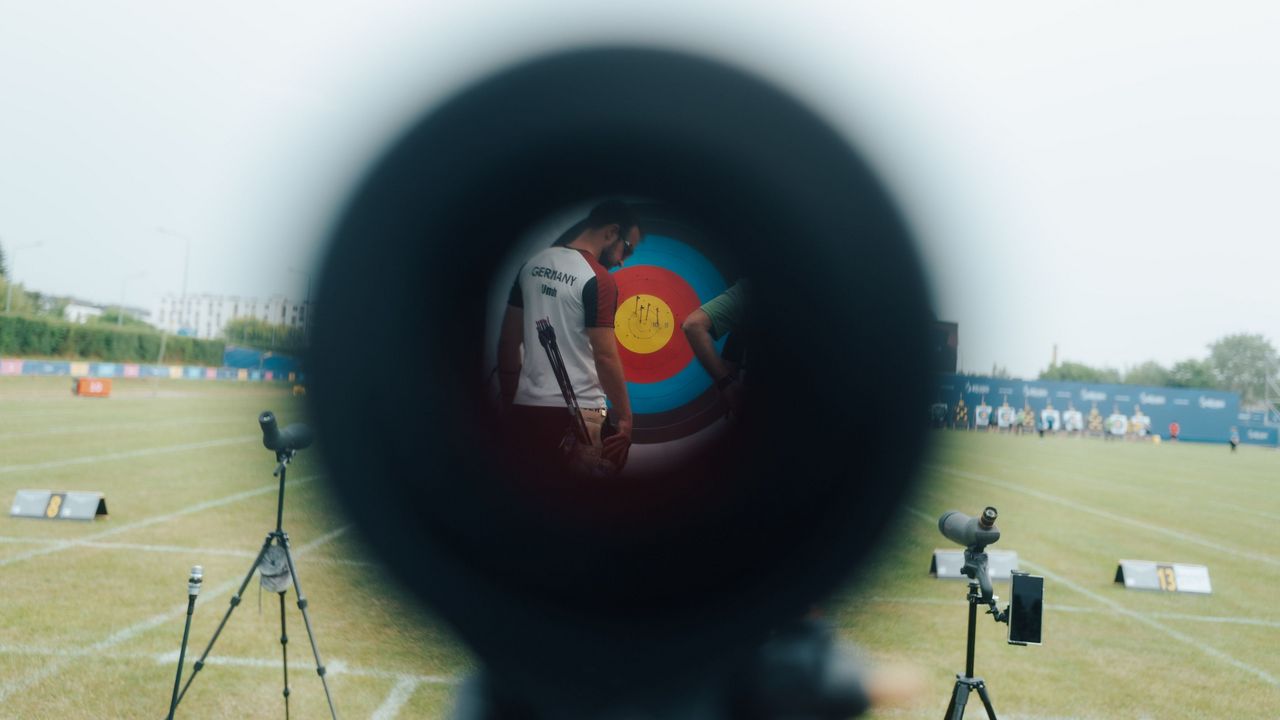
xmin=64 ymin=302 xmax=104 ymax=324
xmin=154 ymin=293 xmax=311 ymax=340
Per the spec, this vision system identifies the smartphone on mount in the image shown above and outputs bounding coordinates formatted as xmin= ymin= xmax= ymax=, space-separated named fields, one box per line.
xmin=1008 ymin=572 xmax=1044 ymax=646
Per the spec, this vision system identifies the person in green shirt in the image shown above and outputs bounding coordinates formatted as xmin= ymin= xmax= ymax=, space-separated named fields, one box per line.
xmin=681 ymin=279 xmax=750 ymax=418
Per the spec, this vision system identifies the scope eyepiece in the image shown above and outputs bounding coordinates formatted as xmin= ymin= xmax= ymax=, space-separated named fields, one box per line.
xmin=979 ymin=506 xmax=998 ymax=530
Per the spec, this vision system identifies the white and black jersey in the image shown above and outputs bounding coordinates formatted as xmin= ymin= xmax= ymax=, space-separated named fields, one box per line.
xmin=508 ymin=246 xmax=618 ymax=409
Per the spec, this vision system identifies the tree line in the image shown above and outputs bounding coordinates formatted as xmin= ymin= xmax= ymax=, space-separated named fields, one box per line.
xmin=1036 ymin=334 xmax=1279 ymax=407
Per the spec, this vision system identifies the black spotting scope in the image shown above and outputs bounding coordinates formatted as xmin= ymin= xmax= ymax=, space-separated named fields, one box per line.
xmin=307 ymin=47 xmax=936 ymax=718
xmin=259 ymin=411 xmax=314 ymax=452
xmin=938 ymin=507 xmax=1000 ymax=550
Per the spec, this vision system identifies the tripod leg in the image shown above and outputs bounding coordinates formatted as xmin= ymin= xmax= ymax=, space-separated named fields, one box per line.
xmin=280 ymin=536 xmax=339 ymax=720
xmin=974 ymin=681 xmax=998 ymax=720
xmin=167 ymin=597 xmax=196 ymax=719
xmin=945 ymin=679 xmax=970 ymax=720
xmin=279 ymin=591 xmax=291 ymax=720
xmin=175 ymin=533 xmax=274 ymax=707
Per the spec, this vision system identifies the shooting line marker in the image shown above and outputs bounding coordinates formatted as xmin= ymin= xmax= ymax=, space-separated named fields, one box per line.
xmin=1115 ymin=559 xmax=1212 ymax=594
xmin=10 ymin=490 xmax=108 ymax=521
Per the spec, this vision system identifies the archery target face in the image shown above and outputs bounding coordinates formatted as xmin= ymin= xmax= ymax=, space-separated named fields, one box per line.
xmin=486 ymin=207 xmax=733 ymax=447
xmin=612 ymin=233 xmax=728 ymax=443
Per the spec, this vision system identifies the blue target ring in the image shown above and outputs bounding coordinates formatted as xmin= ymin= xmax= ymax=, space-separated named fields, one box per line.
xmin=613 ymin=234 xmax=727 ymax=415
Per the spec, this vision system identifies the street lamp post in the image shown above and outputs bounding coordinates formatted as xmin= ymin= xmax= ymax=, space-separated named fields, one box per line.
xmin=156 ymin=227 xmax=189 ymax=333
xmin=4 ymin=240 xmax=44 ymax=314
xmin=119 ymin=271 xmax=147 ymax=326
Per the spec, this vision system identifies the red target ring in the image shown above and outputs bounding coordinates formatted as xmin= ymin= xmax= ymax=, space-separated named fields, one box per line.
xmin=612 ymin=265 xmax=701 ymax=384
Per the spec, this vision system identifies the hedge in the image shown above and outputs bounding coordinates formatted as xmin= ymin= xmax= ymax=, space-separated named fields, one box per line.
xmin=0 ymin=315 xmax=224 ymax=365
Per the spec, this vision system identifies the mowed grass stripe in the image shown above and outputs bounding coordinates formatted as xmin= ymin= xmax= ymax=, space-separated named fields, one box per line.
xmin=0 ymin=535 xmax=377 ymax=567
xmin=0 ymin=435 xmax=256 ymax=475
xmin=0 ymin=645 xmax=458 ymax=685
xmin=944 ymin=434 xmax=1280 ymax=507
xmin=926 ymin=464 xmax=1280 ymax=569
xmin=0 ymin=415 xmax=249 ymax=442
xmin=864 ymin=596 xmax=1280 ymax=627
xmin=0 ymin=471 xmax=316 ymax=568
xmin=941 ymin=441 xmax=1265 ymax=518
xmin=0 ymin=525 xmax=348 ymax=703
xmin=945 ymin=451 xmax=1280 ymax=542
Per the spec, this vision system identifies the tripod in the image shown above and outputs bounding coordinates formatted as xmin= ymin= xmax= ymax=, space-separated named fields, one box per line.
xmin=943 ymin=551 xmax=1007 ymax=720
xmin=171 ymin=448 xmax=339 ymax=719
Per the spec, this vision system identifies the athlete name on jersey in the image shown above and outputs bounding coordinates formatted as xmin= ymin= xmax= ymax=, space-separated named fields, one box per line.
xmin=530 ymin=266 xmax=579 ymax=286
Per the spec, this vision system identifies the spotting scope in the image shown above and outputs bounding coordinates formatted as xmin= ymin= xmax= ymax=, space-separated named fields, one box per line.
xmin=259 ymin=411 xmax=314 ymax=452
xmin=938 ymin=507 xmax=1000 ymax=550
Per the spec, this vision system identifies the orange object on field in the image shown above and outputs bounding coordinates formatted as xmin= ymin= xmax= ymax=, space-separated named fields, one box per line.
xmin=72 ymin=377 xmax=112 ymax=397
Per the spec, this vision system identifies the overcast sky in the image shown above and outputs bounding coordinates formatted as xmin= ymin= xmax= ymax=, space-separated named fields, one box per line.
xmin=3 ymin=2 xmax=1278 ymax=378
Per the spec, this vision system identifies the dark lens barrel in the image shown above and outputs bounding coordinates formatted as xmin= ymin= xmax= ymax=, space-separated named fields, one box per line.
xmin=938 ymin=509 xmax=1000 ymax=548
xmin=279 ymin=423 xmax=314 ymax=451
xmin=308 ymin=47 xmax=934 ymax=713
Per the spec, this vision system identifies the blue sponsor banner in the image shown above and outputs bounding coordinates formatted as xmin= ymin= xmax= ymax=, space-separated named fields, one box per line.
xmin=0 ymin=357 xmax=298 ymax=385
xmin=1242 ymin=427 xmax=1278 ymax=446
xmin=939 ymin=374 xmax=1243 ymax=443
xmin=92 ymin=363 xmax=118 ymax=377
xmin=21 ymin=361 xmax=71 ymax=376
xmin=1237 ymin=410 xmax=1268 ymax=425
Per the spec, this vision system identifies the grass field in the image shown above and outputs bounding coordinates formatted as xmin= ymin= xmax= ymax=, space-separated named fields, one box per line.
xmin=3 ymin=378 xmax=1279 ymax=718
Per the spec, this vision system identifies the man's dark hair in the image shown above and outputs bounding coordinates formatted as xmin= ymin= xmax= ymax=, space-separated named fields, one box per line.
xmin=585 ymin=199 xmax=640 ymax=238
xmin=552 ymin=200 xmax=641 ymax=247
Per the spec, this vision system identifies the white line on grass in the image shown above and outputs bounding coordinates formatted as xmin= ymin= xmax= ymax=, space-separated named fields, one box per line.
xmin=0 ymin=535 xmax=375 ymax=567
xmin=927 ymin=464 xmax=1280 ymax=569
xmin=902 ymin=506 xmax=1280 ymax=688
xmin=0 ymin=434 xmax=255 ymax=474
xmin=0 ymin=415 xmax=246 ymax=442
xmin=0 ymin=524 xmax=351 ymax=703
xmin=0 ymin=645 xmax=458 ymax=685
xmin=0 ymin=472 xmax=316 ymax=568
xmin=372 ymin=676 xmax=424 ymax=720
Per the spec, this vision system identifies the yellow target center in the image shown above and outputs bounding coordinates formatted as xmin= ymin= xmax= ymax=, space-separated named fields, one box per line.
xmin=614 ymin=294 xmax=675 ymax=354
